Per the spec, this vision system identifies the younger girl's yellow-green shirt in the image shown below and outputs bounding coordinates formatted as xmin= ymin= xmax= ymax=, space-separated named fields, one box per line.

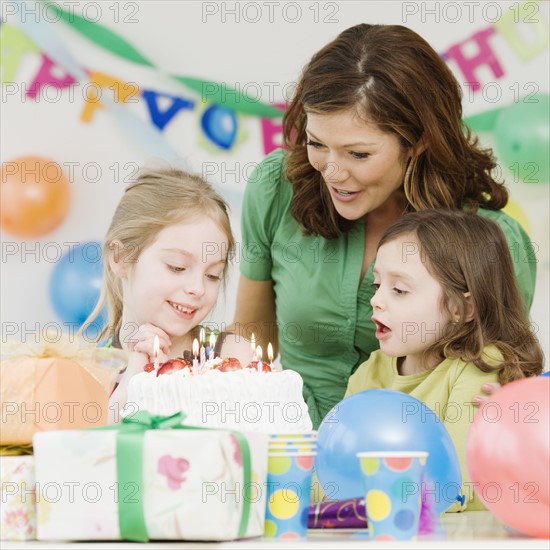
xmin=240 ymin=148 xmax=535 ymax=428
xmin=345 ymin=348 xmax=501 ymax=511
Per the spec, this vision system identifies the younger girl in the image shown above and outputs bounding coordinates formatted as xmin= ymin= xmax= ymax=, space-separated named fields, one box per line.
xmin=346 ymin=209 xmax=543 ymax=510
xmin=82 ymin=168 xmax=248 ymax=422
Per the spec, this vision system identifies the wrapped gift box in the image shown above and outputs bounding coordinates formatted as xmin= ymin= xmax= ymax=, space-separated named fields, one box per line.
xmin=1 ymin=339 xmax=126 ymax=445
xmin=33 ymin=413 xmax=268 ymax=541
xmin=0 ymin=456 xmax=36 ymax=541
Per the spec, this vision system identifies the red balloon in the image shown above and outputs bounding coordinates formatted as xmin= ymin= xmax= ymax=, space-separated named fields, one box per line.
xmin=0 ymin=155 xmax=71 ymax=237
xmin=467 ymin=378 xmax=550 ymax=538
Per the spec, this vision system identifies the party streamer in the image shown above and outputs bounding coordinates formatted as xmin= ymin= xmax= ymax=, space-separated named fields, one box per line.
xmin=41 ymin=0 xmax=284 ymax=119
xmin=42 ymin=0 xmax=155 ymax=67
xmin=10 ymin=0 xmax=180 ymax=161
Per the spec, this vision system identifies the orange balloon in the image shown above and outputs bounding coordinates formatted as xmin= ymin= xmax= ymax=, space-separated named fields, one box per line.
xmin=0 ymin=156 xmax=71 ymax=237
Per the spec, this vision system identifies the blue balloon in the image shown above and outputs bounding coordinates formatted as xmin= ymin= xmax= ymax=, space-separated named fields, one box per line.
xmin=201 ymin=104 xmax=237 ymax=149
xmin=540 ymin=371 xmax=550 ymax=377
xmin=315 ymin=389 xmax=462 ymax=515
xmin=49 ymin=241 xmax=106 ymax=330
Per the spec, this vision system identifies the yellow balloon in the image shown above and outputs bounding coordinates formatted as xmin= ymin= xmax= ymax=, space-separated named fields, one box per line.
xmin=503 ymin=200 xmax=530 ymax=236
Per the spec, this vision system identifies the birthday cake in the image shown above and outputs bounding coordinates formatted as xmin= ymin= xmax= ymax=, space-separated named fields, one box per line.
xmin=125 ymin=357 xmax=313 ymax=433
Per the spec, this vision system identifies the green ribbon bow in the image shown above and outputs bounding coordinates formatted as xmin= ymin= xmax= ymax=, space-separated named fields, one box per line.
xmin=97 ymin=411 xmax=252 ymax=542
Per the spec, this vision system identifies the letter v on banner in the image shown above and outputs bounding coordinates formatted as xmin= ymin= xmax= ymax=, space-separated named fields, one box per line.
xmin=142 ymin=90 xmax=195 ymax=130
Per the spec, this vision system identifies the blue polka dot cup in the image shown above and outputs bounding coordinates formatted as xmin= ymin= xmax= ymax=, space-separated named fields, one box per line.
xmin=356 ymin=451 xmax=428 ymax=541
xmin=263 ymin=452 xmax=316 ymax=540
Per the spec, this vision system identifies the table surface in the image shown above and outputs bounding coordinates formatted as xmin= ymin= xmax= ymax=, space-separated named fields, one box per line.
xmin=2 ymin=512 xmax=549 ymax=549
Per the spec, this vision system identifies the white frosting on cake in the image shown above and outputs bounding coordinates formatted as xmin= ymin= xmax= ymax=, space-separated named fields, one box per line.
xmin=126 ymin=368 xmax=313 ymax=433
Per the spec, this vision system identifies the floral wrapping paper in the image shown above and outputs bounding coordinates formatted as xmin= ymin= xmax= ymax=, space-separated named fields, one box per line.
xmin=33 ymin=428 xmax=268 ymax=541
xmin=0 ymin=456 xmax=36 ymax=541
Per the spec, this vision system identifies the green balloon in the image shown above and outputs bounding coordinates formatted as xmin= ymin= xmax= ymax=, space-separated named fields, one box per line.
xmin=494 ymin=94 xmax=549 ymax=184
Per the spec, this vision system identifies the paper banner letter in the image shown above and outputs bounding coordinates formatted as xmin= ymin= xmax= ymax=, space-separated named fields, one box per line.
xmin=81 ymin=72 xmax=140 ymax=123
xmin=495 ymin=2 xmax=549 ymax=61
xmin=27 ymin=55 xmax=77 ymax=99
xmin=142 ymin=90 xmax=195 ymax=131
xmin=444 ymin=27 xmax=504 ymax=92
xmin=0 ymin=23 xmax=40 ymax=83
xmin=261 ymin=103 xmax=286 ymax=155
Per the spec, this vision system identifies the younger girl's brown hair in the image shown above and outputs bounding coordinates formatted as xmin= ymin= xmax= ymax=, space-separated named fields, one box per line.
xmin=377 ymin=209 xmax=543 ymax=384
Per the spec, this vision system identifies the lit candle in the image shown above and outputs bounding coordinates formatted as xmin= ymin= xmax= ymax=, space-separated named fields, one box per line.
xmin=209 ymin=333 xmax=216 ymax=360
xmin=153 ymin=335 xmax=160 ymax=371
xmin=199 ymin=344 xmax=206 ymax=368
xmin=267 ymin=342 xmax=274 ymax=370
xmin=192 ymin=338 xmax=199 ymax=376
xmin=256 ymin=345 xmax=262 ymax=373
xmin=251 ymin=333 xmax=256 ymax=360
xmin=199 ymin=327 xmax=206 ymax=369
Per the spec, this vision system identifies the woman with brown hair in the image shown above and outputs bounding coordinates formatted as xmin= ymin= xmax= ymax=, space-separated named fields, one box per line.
xmin=230 ymin=24 xmax=536 ymax=428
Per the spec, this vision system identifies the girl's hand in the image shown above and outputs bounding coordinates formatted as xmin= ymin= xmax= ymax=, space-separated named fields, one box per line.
xmin=127 ymin=323 xmax=171 ymax=358
xmin=472 ymin=382 xmax=502 ymax=408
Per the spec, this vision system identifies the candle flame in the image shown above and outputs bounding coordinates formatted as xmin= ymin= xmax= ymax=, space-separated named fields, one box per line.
xmin=192 ymin=338 xmax=199 ymax=358
xmin=256 ymin=345 xmax=263 ymax=361
xmin=267 ymin=343 xmax=273 ymax=361
xmin=199 ymin=327 xmax=205 ymax=345
xmin=210 ymin=332 xmax=216 ymax=348
xmin=250 ymin=333 xmax=255 ymax=350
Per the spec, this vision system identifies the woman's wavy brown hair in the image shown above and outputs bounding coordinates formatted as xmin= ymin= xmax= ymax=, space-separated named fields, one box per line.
xmin=283 ymin=24 xmax=508 ymax=238
xmin=377 ymin=209 xmax=543 ymax=384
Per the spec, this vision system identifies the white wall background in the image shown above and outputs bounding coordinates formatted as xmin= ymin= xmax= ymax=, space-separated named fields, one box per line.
xmin=1 ymin=1 xmax=549 ymax=363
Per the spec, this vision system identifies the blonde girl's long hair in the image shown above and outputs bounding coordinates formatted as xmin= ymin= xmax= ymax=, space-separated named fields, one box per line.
xmin=81 ymin=168 xmax=235 ymax=342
